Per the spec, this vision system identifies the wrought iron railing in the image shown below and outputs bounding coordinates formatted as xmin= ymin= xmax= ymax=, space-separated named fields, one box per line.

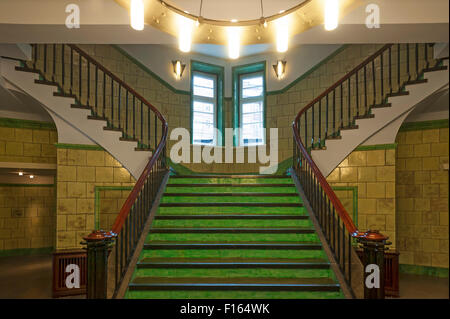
xmin=292 ymin=43 xmax=442 ymax=298
xmin=26 ymin=44 xmax=168 ymax=298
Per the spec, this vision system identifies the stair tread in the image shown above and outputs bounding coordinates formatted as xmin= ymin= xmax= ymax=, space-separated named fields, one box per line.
xmin=163 ymin=192 xmax=298 ymax=197
xmin=132 ymin=277 xmax=337 ymax=285
xmin=166 ymin=183 xmax=295 ymax=187
xmin=144 ymin=242 xmax=322 ymax=249
xmin=138 ymin=257 xmax=329 ymax=264
xmin=159 ymin=202 xmax=303 ymax=207
xmin=155 ymin=214 xmax=309 ymax=220
xmin=15 ymin=66 xmax=39 ymax=73
xmin=172 ymin=175 xmax=290 ymax=179
xmin=151 ymin=227 xmax=315 ymax=234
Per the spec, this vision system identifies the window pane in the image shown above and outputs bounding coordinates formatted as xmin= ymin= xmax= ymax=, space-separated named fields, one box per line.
xmin=242 ymin=112 xmax=262 ymax=124
xmin=242 ymin=75 xmax=263 ymax=98
xmin=193 ymin=123 xmax=214 ymax=145
xmin=193 ymin=101 xmax=214 ymax=113
xmin=242 ymin=102 xmax=262 ymax=114
xmin=194 ymin=76 xmax=214 ymax=89
xmin=193 ymin=112 xmax=214 ymax=124
xmin=193 ymin=86 xmax=214 ymax=98
xmin=242 ymin=123 xmax=263 ymax=145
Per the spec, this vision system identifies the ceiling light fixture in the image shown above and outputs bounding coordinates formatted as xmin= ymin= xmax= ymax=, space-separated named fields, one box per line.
xmin=178 ymin=15 xmax=194 ymax=52
xmin=18 ymin=171 xmax=23 ymax=176
xmin=172 ymin=60 xmax=186 ymax=79
xmin=273 ymin=60 xmax=287 ymax=79
xmin=29 ymin=175 xmax=34 ymax=179
xmin=324 ymin=0 xmax=339 ymax=31
xmin=276 ymin=16 xmax=289 ymax=53
xmin=130 ymin=0 xmax=144 ymax=31
xmin=227 ymin=27 xmax=241 ymax=59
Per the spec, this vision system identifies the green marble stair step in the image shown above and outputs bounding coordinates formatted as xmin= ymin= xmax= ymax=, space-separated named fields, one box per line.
xmin=128 ymin=277 xmax=340 ymax=292
xmin=163 ymin=192 xmax=298 ymax=197
xmin=144 ymin=242 xmax=322 ymax=250
xmin=133 ymin=268 xmax=333 ymax=280
xmin=171 ymin=175 xmax=291 ymax=179
xmin=150 ymin=227 xmax=315 ymax=234
xmin=159 ymin=203 xmax=303 ymax=207
xmin=168 ymin=178 xmax=293 ymax=184
xmin=161 ymin=195 xmax=301 ymax=204
xmin=154 ymin=214 xmax=309 ymax=220
xmin=137 ymin=257 xmax=331 ymax=269
xmin=125 ymin=290 xmax=345 ymax=299
xmin=158 ymin=206 xmax=307 ymax=215
xmin=146 ymin=233 xmax=319 ymax=242
xmin=165 ymin=186 xmax=298 ymax=193
xmin=152 ymin=219 xmax=312 ymax=228
xmin=140 ymin=247 xmax=327 ymax=260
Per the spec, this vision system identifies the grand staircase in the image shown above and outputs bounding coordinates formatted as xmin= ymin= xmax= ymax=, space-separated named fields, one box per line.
xmin=125 ymin=175 xmax=344 ymax=299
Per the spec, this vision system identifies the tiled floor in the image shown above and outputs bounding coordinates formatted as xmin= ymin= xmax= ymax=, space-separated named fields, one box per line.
xmin=0 ymin=254 xmax=448 ymax=299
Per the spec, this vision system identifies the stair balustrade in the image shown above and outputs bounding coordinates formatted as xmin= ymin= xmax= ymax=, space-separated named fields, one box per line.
xmin=292 ymin=43 xmax=444 ymax=298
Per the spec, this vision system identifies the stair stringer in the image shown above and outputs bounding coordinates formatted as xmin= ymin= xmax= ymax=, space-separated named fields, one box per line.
xmin=0 ymin=58 xmax=152 ymax=179
xmin=312 ymin=61 xmax=449 ymax=177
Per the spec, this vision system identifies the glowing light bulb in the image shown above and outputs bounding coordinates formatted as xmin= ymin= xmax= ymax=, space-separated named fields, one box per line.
xmin=18 ymin=171 xmax=23 ymax=176
xmin=130 ymin=0 xmax=144 ymax=31
xmin=324 ymin=0 xmax=339 ymax=31
xmin=227 ymin=27 xmax=241 ymax=59
xmin=276 ymin=16 xmax=289 ymax=53
xmin=29 ymin=175 xmax=34 ymax=179
xmin=178 ymin=15 xmax=194 ymax=52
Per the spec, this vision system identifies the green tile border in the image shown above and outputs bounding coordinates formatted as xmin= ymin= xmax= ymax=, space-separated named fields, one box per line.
xmin=399 ymin=119 xmax=449 ymax=132
xmin=54 ymin=143 xmax=103 ymax=151
xmin=94 ymin=186 xmax=133 ymax=230
xmin=399 ymin=264 xmax=449 ymax=278
xmin=355 ymin=143 xmax=398 ymax=151
xmin=0 ymin=247 xmax=53 ymax=257
xmin=0 ymin=117 xmax=56 ymax=131
xmin=331 ymin=186 xmax=358 ymax=227
xmin=0 ymin=183 xmax=54 ymax=187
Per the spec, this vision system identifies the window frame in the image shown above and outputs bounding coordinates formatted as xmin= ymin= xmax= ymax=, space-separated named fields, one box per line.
xmin=190 ymin=60 xmax=224 ymax=146
xmin=232 ymin=61 xmax=267 ymax=147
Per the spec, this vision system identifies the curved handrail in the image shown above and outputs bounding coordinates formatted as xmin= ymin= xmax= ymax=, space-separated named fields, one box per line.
xmin=66 ymin=44 xmax=169 ymax=236
xmin=292 ymin=44 xmax=393 ymax=238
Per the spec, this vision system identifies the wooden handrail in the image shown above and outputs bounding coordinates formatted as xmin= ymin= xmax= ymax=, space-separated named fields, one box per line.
xmin=292 ymin=44 xmax=394 ymax=238
xmin=66 ymin=44 xmax=169 ymax=236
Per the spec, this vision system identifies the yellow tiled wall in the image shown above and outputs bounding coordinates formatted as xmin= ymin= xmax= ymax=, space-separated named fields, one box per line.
xmin=396 ymin=126 xmax=449 ymax=268
xmin=327 ymin=147 xmax=397 ymax=248
xmin=56 ymin=147 xmax=135 ymax=250
xmin=0 ymin=185 xmax=55 ymax=250
xmin=0 ymin=125 xmax=57 ymax=163
xmin=98 ymin=188 xmax=132 ymax=230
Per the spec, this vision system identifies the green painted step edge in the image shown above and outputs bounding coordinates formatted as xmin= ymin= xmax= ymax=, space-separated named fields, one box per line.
xmin=0 ymin=247 xmax=53 ymax=257
xmin=0 ymin=117 xmax=56 ymax=131
xmin=399 ymin=119 xmax=449 ymax=132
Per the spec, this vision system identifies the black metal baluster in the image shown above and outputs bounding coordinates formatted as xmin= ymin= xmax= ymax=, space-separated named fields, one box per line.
xmin=406 ymin=43 xmax=410 ymax=81
xmin=43 ymin=44 xmax=47 ymax=76
xmin=348 ymin=233 xmax=352 ymax=285
xmin=415 ymin=43 xmax=419 ymax=80
xmin=347 ymin=78 xmax=351 ymax=126
xmin=325 ymin=94 xmax=329 ymax=139
xmin=70 ymin=48 xmax=73 ymax=94
xmin=141 ymin=101 xmax=143 ymax=145
xmin=154 ymin=113 xmax=157 ymax=148
xmin=342 ymin=226 xmax=346 ymax=277
xmin=118 ymin=84 xmax=122 ymax=129
xmin=425 ymin=43 xmax=429 ymax=68
xmin=33 ymin=44 xmax=37 ymax=69
xmin=311 ymin=106 xmax=315 ymax=149
xmin=372 ymin=60 xmax=376 ymax=106
xmin=148 ymin=107 xmax=151 ymax=148
xmin=364 ymin=66 xmax=367 ymax=114
xmin=87 ymin=61 xmax=90 ymax=106
xmin=111 ymin=79 xmax=114 ymax=128
xmin=95 ymin=66 xmax=98 ymax=115
xmin=133 ymin=95 xmax=136 ymax=139
xmin=356 ymin=70 xmax=359 ymax=117
xmin=397 ymin=44 xmax=401 ymax=91
xmin=126 ymin=91 xmax=129 ymax=137
xmin=52 ymin=44 xmax=56 ymax=81
xmin=61 ymin=44 xmax=65 ymax=89
xmin=340 ymin=84 xmax=343 ymax=129
xmin=304 ymin=111 xmax=308 ymax=149
xmin=79 ymin=53 xmax=82 ymax=102
xmin=318 ymin=100 xmax=321 ymax=147
xmin=103 ymin=72 xmax=106 ymax=118
xmin=332 ymin=90 xmax=336 ymax=135
xmin=380 ymin=53 xmax=384 ymax=99
xmin=388 ymin=46 xmax=392 ymax=93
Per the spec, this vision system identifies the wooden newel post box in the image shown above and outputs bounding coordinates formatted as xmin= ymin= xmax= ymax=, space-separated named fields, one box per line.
xmin=82 ymin=230 xmax=115 ymax=299
xmin=356 ymin=229 xmax=391 ymax=299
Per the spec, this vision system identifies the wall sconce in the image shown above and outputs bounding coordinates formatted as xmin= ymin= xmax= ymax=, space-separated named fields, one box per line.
xmin=273 ymin=60 xmax=286 ymax=79
xmin=172 ymin=60 xmax=186 ymax=79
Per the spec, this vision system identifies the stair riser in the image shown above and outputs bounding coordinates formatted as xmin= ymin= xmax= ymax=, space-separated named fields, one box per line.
xmin=152 ymin=220 xmax=312 ymax=228
xmin=128 ymin=284 xmax=340 ymax=292
xmin=154 ymin=215 xmax=309 ymax=220
xmin=161 ymin=196 xmax=301 ymax=204
xmin=150 ymin=229 xmax=315 ymax=234
xmin=136 ymin=264 xmax=330 ymax=270
xmin=158 ymin=206 xmax=307 ymax=215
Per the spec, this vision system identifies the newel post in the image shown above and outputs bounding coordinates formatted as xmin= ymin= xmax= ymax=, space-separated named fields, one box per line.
xmin=82 ymin=230 xmax=115 ymax=299
xmin=356 ymin=230 xmax=391 ymax=299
